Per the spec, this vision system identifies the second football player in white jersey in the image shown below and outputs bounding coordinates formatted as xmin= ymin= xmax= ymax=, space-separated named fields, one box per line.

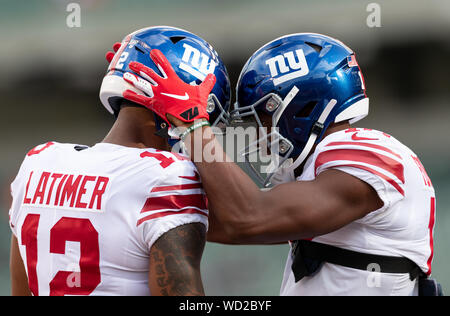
xmin=9 ymin=140 xmax=208 ymax=296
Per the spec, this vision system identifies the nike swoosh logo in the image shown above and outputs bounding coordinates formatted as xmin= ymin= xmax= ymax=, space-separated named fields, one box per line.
xmin=351 ymin=132 xmax=378 ymax=141
xmin=160 ymin=92 xmax=189 ymax=100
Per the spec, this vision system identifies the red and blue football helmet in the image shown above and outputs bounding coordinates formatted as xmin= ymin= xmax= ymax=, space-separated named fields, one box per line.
xmin=100 ymin=26 xmax=231 ymax=131
xmin=232 ymin=33 xmax=369 ymax=186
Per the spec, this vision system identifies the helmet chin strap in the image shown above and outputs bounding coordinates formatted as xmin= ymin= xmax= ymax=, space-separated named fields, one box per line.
xmin=285 ymin=98 xmax=337 ymax=172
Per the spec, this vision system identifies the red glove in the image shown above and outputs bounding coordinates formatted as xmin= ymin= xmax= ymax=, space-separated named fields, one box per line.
xmin=122 ymin=49 xmax=216 ymax=126
xmin=105 ymin=42 xmax=122 ymax=63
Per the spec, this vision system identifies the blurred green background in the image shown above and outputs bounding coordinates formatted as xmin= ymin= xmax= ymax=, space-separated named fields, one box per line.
xmin=0 ymin=0 xmax=449 ymax=295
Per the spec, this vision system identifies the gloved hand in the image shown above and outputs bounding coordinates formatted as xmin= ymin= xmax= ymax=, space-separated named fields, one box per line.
xmin=121 ymin=49 xmax=216 ymax=127
xmin=268 ymin=158 xmax=296 ymax=186
xmin=105 ymin=42 xmax=122 ymax=63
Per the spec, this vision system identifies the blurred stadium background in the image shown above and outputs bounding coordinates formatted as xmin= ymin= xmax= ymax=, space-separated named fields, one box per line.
xmin=0 ymin=0 xmax=449 ymax=295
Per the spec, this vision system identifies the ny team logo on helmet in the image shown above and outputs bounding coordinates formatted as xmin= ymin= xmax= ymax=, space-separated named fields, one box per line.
xmin=265 ymin=48 xmax=309 ymax=85
xmin=100 ymin=26 xmax=231 ymax=128
xmin=233 ymin=33 xmax=369 ymax=187
xmin=179 ymin=43 xmax=217 ymax=80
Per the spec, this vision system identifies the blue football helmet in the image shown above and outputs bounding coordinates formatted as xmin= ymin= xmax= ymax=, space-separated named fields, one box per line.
xmin=100 ymin=26 xmax=231 ymax=131
xmin=232 ymin=33 xmax=369 ymax=187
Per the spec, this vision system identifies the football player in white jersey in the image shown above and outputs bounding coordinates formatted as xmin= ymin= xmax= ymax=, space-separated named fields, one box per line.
xmin=119 ymin=33 xmax=441 ymax=295
xmin=9 ymin=26 xmax=231 ymax=296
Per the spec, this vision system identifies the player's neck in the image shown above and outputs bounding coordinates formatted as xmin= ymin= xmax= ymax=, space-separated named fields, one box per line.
xmin=101 ymin=107 xmax=170 ymax=150
xmin=309 ymin=121 xmax=351 ymax=157
xmin=323 ymin=121 xmax=351 ymax=138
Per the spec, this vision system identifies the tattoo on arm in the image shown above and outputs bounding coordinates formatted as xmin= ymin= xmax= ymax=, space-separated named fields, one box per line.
xmin=149 ymin=223 xmax=206 ymax=296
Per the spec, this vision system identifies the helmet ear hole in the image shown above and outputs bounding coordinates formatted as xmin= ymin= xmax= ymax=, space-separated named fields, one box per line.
xmin=266 ymin=42 xmax=283 ymax=51
xmin=305 ymin=42 xmax=322 ymax=53
xmin=294 ymin=101 xmax=317 ymax=118
xmin=170 ymin=36 xmax=185 ymax=44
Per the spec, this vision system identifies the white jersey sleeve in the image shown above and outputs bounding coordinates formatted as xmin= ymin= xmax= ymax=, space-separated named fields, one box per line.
xmin=309 ymin=127 xmax=436 ymax=270
xmin=9 ymin=142 xmax=56 ymax=237
xmin=313 ymin=128 xmax=406 ymax=223
xmin=136 ymin=155 xmax=208 ymax=252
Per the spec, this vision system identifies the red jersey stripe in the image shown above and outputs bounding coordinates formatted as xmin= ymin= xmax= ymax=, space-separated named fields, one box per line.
xmin=140 ymin=194 xmax=207 ymax=213
xmin=324 ymin=163 xmax=405 ymax=196
xmin=179 ymin=170 xmax=201 ymax=182
xmin=136 ymin=208 xmax=208 ymax=226
xmin=315 ymin=149 xmax=405 ymax=183
xmin=27 ymin=142 xmax=55 ymax=156
xmin=326 ymin=141 xmax=402 ymax=159
xmin=151 ymin=183 xmax=202 ymax=193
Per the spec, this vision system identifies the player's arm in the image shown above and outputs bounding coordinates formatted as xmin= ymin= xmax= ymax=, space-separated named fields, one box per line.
xmin=183 ymin=128 xmax=382 ymax=244
xmin=148 ymin=223 xmax=206 ymax=296
xmin=10 ymin=234 xmax=31 ymax=296
xmin=121 ymin=51 xmax=383 ymax=244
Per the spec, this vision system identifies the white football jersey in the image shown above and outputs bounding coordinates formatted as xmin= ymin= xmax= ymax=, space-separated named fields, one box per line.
xmin=9 ymin=142 xmax=208 ymax=296
xmin=280 ymin=128 xmax=436 ymax=296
